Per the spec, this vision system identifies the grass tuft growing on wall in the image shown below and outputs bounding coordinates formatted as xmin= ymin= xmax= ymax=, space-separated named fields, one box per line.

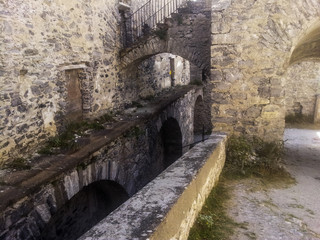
xmin=4 ymin=158 xmax=31 ymax=170
xmin=38 ymin=113 xmax=116 ymax=155
xmin=188 ymin=178 xmax=238 ymax=240
xmin=188 ymin=134 xmax=296 ymax=240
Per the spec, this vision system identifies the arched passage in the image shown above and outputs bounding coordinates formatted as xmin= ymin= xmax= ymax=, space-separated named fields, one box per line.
xmin=40 ymin=180 xmax=129 ymax=240
xmin=289 ymin=22 xmax=320 ymax=65
xmin=160 ymin=118 xmax=183 ymax=169
xmin=286 ymin=20 xmax=320 ymax=123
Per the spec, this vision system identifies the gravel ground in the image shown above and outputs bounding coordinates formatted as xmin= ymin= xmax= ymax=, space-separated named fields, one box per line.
xmin=227 ymin=128 xmax=320 ymax=240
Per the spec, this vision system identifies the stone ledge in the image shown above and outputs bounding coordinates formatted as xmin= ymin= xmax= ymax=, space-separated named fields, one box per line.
xmin=79 ymin=133 xmax=227 ymax=240
xmin=0 ymin=85 xmax=202 ymax=213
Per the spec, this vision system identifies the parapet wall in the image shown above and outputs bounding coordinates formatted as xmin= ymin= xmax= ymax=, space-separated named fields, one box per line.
xmin=0 ymin=86 xmax=202 ymax=240
xmin=79 ymin=133 xmax=227 ymax=240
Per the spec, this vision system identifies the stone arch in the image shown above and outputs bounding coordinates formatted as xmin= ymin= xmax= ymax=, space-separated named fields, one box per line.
xmin=120 ymin=36 xmax=208 ymax=72
xmin=289 ymin=20 xmax=320 ymax=65
xmin=159 ymin=117 xmax=183 ymax=169
xmin=40 ymin=180 xmax=129 ymax=240
xmin=284 ymin=19 xmax=320 ymax=122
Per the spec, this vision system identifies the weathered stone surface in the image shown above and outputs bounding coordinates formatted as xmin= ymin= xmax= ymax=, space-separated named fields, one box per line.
xmin=79 ymin=133 xmax=226 ymax=240
xmin=0 ymin=86 xmax=203 ymax=240
xmin=0 ymin=0 xmax=122 ymax=162
xmin=284 ymin=62 xmax=320 ymax=116
xmin=210 ymin=0 xmax=320 ymax=140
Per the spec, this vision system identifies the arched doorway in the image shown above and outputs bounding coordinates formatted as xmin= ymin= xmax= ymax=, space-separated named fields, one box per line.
xmin=40 ymin=180 xmax=129 ymax=240
xmin=286 ymin=21 xmax=320 ymax=124
xmin=160 ymin=118 xmax=183 ymax=169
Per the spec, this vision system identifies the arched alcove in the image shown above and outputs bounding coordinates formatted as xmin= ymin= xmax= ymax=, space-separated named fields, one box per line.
xmin=160 ymin=118 xmax=183 ymax=169
xmin=40 ymin=180 xmax=129 ymax=240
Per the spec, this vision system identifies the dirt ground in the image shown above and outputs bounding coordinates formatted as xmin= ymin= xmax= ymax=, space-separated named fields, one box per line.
xmin=227 ymin=128 xmax=320 ymax=240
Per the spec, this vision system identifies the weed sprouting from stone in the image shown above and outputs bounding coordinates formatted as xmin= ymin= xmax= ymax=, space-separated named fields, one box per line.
xmin=188 ymin=178 xmax=237 ymax=240
xmin=4 ymin=158 xmax=31 ymax=170
xmin=123 ymin=126 xmax=145 ymax=139
xmin=225 ymin=134 xmax=287 ymax=177
xmin=225 ymin=134 xmax=296 ymax=188
xmin=189 ymin=134 xmax=296 ymax=240
xmin=37 ymin=114 xmax=115 ymax=155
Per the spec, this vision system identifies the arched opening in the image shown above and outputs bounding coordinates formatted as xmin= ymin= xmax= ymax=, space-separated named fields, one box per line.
xmin=193 ymin=95 xmax=206 ymax=142
xmin=281 ymin=21 xmax=320 ymax=225
xmin=160 ymin=118 xmax=183 ymax=169
xmin=289 ymin=23 xmax=320 ymax=65
xmin=286 ymin=21 xmax=320 ymax=124
xmin=40 ymin=180 xmax=129 ymax=240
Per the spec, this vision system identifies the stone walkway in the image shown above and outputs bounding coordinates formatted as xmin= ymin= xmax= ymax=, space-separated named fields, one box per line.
xmin=227 ymin=128 xmax=320 ymax=240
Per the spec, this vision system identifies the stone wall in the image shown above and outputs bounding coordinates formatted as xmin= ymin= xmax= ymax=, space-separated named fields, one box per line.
xmin=79 ymin=133 xmax=227 ymax=240
xmin=284 ymin=62 xmax=320 ymax=116
xmin=210 ymin=0 xmax=320 ymax=141
xmin=0 ymin=0 xmax=123 ymax=163
xmin=0 ymin=87 xmax=202 ymax=240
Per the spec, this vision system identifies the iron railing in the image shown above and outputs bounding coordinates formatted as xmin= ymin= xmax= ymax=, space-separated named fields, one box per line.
xmin=122 ymin=0 xmax=192 ymax=47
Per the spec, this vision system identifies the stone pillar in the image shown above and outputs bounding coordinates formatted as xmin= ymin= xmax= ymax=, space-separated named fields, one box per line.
xmin=314 ymin=95 xmax=320 ymax=123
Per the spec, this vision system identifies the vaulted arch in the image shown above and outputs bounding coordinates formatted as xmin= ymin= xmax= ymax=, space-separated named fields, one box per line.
xmin=290 ymin=21 xmax=320 ymax=65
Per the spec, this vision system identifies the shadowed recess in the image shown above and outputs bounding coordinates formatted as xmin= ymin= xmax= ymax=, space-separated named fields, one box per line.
xmin=160 ymin=117 xmax=183 ymax=168
xmin=40 ymin=180 xmax=129 ymax=240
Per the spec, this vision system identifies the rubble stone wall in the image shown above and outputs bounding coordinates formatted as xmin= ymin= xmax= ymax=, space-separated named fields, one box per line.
xmin=210 ymin=0 xmax=320 ymax=141
xmin=284 ymin=62 xmax=320 ymax=116
xmin=0 ymin=0 xmax=123 ymax=162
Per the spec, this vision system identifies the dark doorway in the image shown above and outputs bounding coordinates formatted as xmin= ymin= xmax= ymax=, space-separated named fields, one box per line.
xmin=40 ymin=180 xmax=129 ymax=240
xmin=160 ymin=118 xmax=183 ymax=169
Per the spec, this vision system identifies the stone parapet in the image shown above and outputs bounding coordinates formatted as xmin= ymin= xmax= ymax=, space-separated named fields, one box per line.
xmin=79 ymin=133 xmax=227 ymax=240
xmin=0 ymin=86 xmax=203 ymax=240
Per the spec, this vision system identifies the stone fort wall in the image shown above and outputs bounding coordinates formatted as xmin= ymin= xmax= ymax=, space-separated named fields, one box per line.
xmin=0 ymin=0 xmax=191 ymax=163
xmin=284 ymin=62 xmax=320 ymax=116
xmin=210 ymin=0 xmax=320 ymax=140
xmin=0 ymin=0 xmax=122 ymax=162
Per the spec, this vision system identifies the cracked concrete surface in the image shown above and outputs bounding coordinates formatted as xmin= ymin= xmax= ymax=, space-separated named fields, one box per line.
xmin=227 ymin=128 xmax=320 ymax=240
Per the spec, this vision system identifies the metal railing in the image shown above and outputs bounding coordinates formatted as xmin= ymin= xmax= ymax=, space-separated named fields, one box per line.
xmin=122 ymin=0 xmax=192 ymax=47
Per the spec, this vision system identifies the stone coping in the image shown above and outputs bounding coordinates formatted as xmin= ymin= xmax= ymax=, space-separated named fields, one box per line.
xmin=0 ymin=85 xmax=202 ymax=213
xmin=79 ymin=133 xmax=227 ymax=240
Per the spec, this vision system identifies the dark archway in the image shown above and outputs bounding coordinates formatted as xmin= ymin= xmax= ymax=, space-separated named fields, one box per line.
xmin=160 ymin=118 xmax=183 ymax=169
xmin=40 ymin=180 xmax=129 ymax=240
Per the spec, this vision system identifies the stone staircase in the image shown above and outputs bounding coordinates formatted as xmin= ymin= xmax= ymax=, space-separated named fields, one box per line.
xmin=122 ymin=0 xmax=208 ymax=48
xmin=120 ymin=0 xmax=211 ymax=75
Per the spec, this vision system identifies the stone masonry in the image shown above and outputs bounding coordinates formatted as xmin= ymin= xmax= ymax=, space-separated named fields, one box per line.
xmin=0 ymin=0 xmax=194 ymax=163
xmin=284 ymin=62 xmax=320 ymax=117
xmin=210 ymin=0 xmax=320 ymax=140
xmin=0 ymin=0 xmax=122 ymax=163
xmin=0 ymin=86 xmax=202 ymax=240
